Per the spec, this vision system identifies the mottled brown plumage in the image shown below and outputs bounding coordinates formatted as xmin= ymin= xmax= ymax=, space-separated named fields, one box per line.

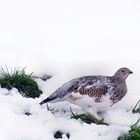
xmin=40 ymin=67 xmax=133 ymax=118
xmin=78 ymin=85 xmax=108 ymax=102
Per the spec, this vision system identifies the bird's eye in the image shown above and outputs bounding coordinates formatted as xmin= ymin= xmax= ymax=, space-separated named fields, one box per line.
xmin=122 ymin=70 xmax=124 ymax=72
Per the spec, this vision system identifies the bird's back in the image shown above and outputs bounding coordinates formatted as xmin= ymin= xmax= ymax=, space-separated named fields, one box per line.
xmin=40 ymin=67 xmax=132 ymax=115
xmin=47 ymin=75 xmax=116 ymax=104
xmin=62 ymin=76 xmax=116 ymax=109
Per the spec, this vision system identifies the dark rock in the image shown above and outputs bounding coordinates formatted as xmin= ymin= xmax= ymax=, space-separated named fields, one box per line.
xmin=54 ymin=131 xmax=70 ymax=139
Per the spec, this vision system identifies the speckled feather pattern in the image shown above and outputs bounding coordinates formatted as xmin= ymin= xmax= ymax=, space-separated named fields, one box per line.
xmin=40 ymin=68 xmax=132 ymax=112
xmin=45 ymin=76 xmax=125 ymax=105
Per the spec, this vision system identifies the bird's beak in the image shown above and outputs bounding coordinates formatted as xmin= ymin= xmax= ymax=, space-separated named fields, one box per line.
xmin=129 ymin=70 xmax=133 ymax=74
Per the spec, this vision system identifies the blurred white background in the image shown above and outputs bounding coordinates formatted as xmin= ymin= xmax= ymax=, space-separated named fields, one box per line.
xmin=0 ymin=0 xmax=140 ymax=101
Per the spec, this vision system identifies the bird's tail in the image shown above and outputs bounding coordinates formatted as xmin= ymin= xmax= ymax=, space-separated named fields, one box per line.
xmin=39 ymin=97 xmax=57 ymax=105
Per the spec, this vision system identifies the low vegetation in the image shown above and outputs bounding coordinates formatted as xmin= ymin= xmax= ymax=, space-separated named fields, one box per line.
xmin=70 ymin=107 xmax=108 ymax=125
xmin=0 ymin=67 xmax=43 ymax=98
xmin=118 ymin=119 xmax=140 ymax=140
xmin=118 ymin=101 xmax=140 ymax=140
xmin=132 ymin=100 xmax=140 ymax=114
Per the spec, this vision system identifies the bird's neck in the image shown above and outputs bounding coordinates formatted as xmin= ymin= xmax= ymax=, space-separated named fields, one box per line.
xmin=112 ymin=76 xmax=126 ymax=84
xmin=113 ymin=73 xmax=127 ymax=81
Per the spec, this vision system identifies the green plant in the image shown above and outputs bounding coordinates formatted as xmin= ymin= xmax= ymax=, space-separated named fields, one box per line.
xmin=70 ymin=107 xmax=108 ymax=125
xmin=46 ymin=104 xmax=60 ymax=113
xmin=0 ymin=67 xmax=42 ymax=98
xmin=132 ymin=100 xmax=140 ymax=114
xmin=118 ymin=119 xmax=140 ymax=140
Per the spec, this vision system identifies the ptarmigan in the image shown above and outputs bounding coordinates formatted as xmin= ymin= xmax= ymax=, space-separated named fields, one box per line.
xmin=40 ymin=67 xmax=133 ymax=118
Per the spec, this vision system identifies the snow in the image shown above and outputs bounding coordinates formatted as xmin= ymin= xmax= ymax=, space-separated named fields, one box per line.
xmin=0 ymin=81 xmax=138 ymax=140
xmin=0 ymin=0 xmax=140 ymax=139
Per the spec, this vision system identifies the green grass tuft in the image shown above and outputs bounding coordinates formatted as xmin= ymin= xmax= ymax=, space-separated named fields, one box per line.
xmin=0 ymin=67 xmax=42 ymax=98
xmin=118 ymin=119 xmax=140 ymax=140
xmin=70 ymin=108 xmax=108 ymax=125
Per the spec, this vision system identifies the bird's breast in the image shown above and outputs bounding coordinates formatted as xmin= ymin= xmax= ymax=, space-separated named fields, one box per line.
xmin=66 ymin=91 xmax=113 ymax=110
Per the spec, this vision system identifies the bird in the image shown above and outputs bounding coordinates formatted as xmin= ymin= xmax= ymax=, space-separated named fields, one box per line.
xmin=40 ymin=67 xmax=133 ymax=118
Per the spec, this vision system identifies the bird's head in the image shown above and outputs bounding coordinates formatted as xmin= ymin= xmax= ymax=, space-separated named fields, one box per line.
xmin=114 ymin=67 xmax=133 ymax=80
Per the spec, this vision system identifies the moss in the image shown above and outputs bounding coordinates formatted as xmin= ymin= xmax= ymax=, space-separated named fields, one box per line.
xmin=0 ymin=67 xmax=42 ymax=98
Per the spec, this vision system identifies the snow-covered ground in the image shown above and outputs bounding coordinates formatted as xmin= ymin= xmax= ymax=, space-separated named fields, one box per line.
xmin=0 ymin=0 xmax=140 ymax=140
